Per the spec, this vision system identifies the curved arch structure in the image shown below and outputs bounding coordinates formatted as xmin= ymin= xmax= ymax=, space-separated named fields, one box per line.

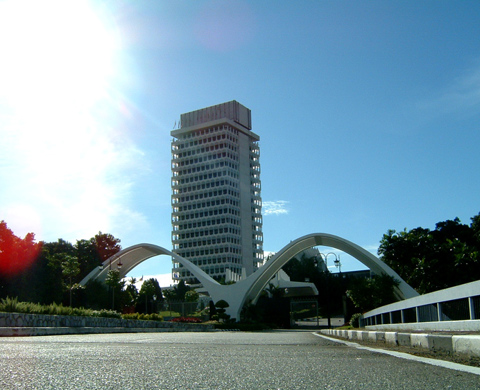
xmin=79 ymin=243 xmax=221 ymax=290
xmin=80 ymin=233 xmax=418 ymax=320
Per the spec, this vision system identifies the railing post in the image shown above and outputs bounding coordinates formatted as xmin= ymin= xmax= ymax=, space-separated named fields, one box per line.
xmin=389 ymin=311 xmax=393 ymax=324
xmin=468 ymin=297 xmax=475 ymax=320
xmin=437 ymin=302 xmax=443 ymax=321
xmin=415 ymin=306 xmax=420 ymax=322
xmin=401 ymin=310 xmax=405 ymax=324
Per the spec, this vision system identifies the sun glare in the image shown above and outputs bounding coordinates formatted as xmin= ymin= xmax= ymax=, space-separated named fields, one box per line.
xmin=0 ymin=0 xmax=136 ymax=241
xmin=0 ymin=0 xmax=117 ymax=110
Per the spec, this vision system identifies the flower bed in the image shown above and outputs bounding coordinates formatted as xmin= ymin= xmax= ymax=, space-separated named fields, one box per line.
xmin=171 ymin=317 xmax=203 ymax=323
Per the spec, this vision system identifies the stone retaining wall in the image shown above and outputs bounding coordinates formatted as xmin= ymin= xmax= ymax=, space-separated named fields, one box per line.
xmin=0 ymin=312 xmax=213 ymax=332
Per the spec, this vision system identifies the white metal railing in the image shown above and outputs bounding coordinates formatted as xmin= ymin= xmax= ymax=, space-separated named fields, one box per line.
xmin=361 ymin=280 xmax=480 ymax=327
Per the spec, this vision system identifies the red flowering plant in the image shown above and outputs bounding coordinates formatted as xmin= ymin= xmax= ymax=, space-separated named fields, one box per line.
xmin=171 ymin=317 xmax=202 ymax=323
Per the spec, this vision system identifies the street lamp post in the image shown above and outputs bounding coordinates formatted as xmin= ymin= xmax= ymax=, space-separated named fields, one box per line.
xmin=314 ymin=252 xmax=339 ymax=329
xmin=152 ymin=295 xmax=157 ymax=314
xmin=334 ymin=255 xmax=342 ymax=274
xmin=111 ymin=260 xmax=123 ymax=311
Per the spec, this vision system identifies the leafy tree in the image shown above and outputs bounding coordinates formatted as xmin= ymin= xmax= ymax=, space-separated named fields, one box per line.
xmin=0 ymin=226 xmax=123 ymax=308
xmin=81 ymin=279 xmax=109 ymax=310
xmin=93 ymin=232 xmax=121 ymax=262
xmin=0 ymin=221 xmax=42 ymax=277
xmin=346 ymin=274 xmax=400 ymax=312
xmin=137 ymin=278 xmax=163 ymax=314
xmin=74 ymin=239 xmax=102 ymax=280
xmin=162 ymin=288 xmax=176 ymax=302
xmin=282 ymin=253 xmax=346 ymax=317
xmin=124 ymin=277 xmax=139 ymax=308
xmin=185 ymin=290 xmax=199 ymax=302
xmin=471 ymin=213 xmax=480 ymax=244
xmin=105 ymin=270 xmax=125 ymax=311
xmin=378 ymin=215 xmax=480 ymax=294
xmin=60 ymin=254 xmax=81 ymax=307
xmin=265 ymin=283 xmax=283 ymax=299
xmin=43 ymin=240 xmax=77 ymax=304
xmin=163 ymin=280 xmax=191 ymax=303
xmin=174 ymin=279 xmax=190 ymax=301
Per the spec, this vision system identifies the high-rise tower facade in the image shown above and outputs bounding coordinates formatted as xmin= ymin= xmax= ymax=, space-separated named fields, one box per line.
xmin=171 ymin=101 xmax=263 ymax=284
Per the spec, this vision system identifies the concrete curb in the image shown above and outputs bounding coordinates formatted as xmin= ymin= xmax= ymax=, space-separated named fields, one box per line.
xmin=320 ymin=329 xmax=480 ymax=358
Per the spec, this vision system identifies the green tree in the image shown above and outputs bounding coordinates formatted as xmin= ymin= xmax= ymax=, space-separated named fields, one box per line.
xmin=174 ymin=279 xmax=190 ymax=301
xmin=93 ymin=232 xmax=121 ymax=262
xmin=74 ymin=238 xmax=102 ymax=280
xmin=82 ymin=279 xmax=109 ymax=310
xmin=163 ymin=279 xmax=191 ymax=303
xmin=137 ymin=278 xmax=163 ymax=314
xmin=60 ymin=254 xmax=81 ymax=307
xmin=185 ymin=290 xmax=199 ymax=302
xmin=0 ymin=220 xmax=42 ymax=277
xmin=346 ymin=274 xmax=400 ymax=312
xmin=124 ymin=277 xmax=139 ymax=309
xmin=43 ymin=239 xmax=77 ymax=304
xmin=105 ymin=270 xmax=125 ymax=311
xmin=378 ymin=215 xmax=480 ymax=294
xmin=282 ymin=253 xmax=346 ymax=317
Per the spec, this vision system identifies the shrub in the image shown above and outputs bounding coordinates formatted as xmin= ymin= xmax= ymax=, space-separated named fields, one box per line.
xmin=349 ymin=313 xmax=363 ymax=328
xmin=122 ymin=313 xmax=140 ymax=320
xmin=92 ymin=309 xmax=121 ymax=319
xmin=148 ymin=313 xmax=163 ymax=322
xmin=0 ymin=297 xmax=121 ymax=319
xmin=122 ymin=313 xmax=163 ymax=322
xmin=215 ymin=300 xmax=230 ymax=322
xmin=0 ymin=296 xmax=20 ymax=312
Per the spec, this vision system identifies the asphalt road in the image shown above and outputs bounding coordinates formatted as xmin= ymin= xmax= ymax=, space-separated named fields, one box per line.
xmin=0 ymin=331 xmax=479 ymax=389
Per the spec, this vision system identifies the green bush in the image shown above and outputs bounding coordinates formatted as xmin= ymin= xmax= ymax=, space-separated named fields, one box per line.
xmin=0 ymin=297 xmax=121 ymax=319
xmin=349 ymin=313 xmax=363 ymax=328
xmin=0 ymin=296 xmax=20 ymax=312
xmin=122 ymin=313 xmax=163 ymax=322
xmin=122 ymin=313 xmax=140 ymax=320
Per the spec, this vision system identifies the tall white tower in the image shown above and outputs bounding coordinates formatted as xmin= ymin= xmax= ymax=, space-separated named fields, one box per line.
xmin=171 ymin=101 xmax=263 ymax=284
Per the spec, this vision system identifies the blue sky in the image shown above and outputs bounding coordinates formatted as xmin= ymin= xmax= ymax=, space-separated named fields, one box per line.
xmin=1 ymin=0 xmax=480 ymax=285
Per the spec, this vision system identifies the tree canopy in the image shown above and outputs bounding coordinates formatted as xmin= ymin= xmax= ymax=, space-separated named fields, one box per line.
xmin=137 ymin=278 xmax=163 ymax=314
xmin=0 ymin=222 xmax=123 ymax=308
xmin=378 ymin=213 xmax=480 ymax=294
xmin=346 ymin=274 xmax=400 ymax=312
xmin=0 ymin=220 xmax=42 ymax=276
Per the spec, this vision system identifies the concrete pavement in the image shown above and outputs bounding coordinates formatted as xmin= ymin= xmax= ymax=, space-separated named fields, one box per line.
xmin=1 ymin=331 xmax=479 ymax=389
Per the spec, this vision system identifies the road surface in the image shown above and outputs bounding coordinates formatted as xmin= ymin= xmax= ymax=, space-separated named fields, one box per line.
xmin=0 ymin=330 xmax=478 ymax=389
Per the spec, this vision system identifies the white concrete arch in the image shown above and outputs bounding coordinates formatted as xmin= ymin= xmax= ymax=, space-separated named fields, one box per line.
xmin=240 ymin=233 xmax=418 ymax=307
xmin=79 ymin=243 xmax=221 ymax=290
xmin=80 ymin=233 xmax=418 ymax=320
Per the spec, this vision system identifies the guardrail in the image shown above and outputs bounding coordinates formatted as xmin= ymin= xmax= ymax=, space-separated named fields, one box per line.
xmin=361 ymin=280 xmax=480 ymax=331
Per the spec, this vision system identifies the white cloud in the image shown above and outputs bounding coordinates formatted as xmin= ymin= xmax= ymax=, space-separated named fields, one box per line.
xmin=420 ymin=61 xmax=480 ymax=115
xmin=364 ymin=244 xmax=380 ymax=255
xmin=263 ymin=200 xmax=289 ymax=216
